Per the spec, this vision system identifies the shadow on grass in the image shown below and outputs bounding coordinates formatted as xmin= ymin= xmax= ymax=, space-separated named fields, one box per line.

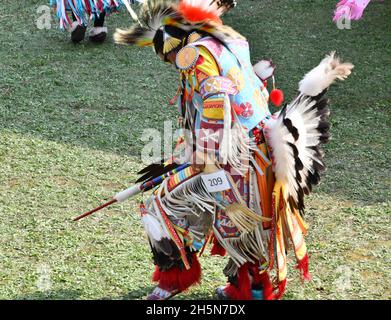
xmin=15 ymin=288 xmax=216 ymax=300
xmin=16 ymin=289 xmax=83 ymax=300
xmin=174 ymin=292 xmax=216 ymax=301
xmin=115 ymin=286 xmax=155 ymax=300
xmin=116 ymin=286 xmax=214 ymax=300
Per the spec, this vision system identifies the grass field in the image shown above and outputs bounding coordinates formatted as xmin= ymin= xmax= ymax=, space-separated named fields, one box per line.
xmin=0 ymin=0 xmax=390 ymax=300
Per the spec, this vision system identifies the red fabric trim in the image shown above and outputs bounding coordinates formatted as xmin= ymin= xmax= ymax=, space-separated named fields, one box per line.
xmin=273 ymin=279 xmax=287 ymax=300
xmin=296 ymin=253 xmax=311 ymax=281
xmin=96 ymin=0 xmax=104 ymax=13
xmin=84 ymin=0 xmax=91 ymax=15
xmin=210 ymin=237 xmax=226 ymax=257
xmin=152 ymin=253 xmax=201 ymax=292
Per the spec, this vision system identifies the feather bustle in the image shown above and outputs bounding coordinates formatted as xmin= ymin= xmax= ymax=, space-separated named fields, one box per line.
xmin=265 ymin=53 xmax=353 ymax=213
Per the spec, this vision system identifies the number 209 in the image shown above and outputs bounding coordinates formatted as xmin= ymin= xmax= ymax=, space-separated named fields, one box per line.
xmin=208 ymin=178 xmax=223 ymax=187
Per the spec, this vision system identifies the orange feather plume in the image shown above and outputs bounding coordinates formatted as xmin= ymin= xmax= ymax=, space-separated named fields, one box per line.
xmin=178 ymin=2 xmax=223 ymax=25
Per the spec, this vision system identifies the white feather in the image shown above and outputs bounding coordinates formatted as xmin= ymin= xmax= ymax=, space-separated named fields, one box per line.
xmin=299 ymin=52 xmax=354 ymax=96
xmin=265 ymin=97 xmax=328 ymax=203
xmin=253 ymin=60 xmax=275 ymax=81
xmin=265 ymin=116 xmax=294 ymax=185
xmin=263 ymin=52 xmax=354 ymax=203
xmin=141 ymin=213 xmax=169 ymax=242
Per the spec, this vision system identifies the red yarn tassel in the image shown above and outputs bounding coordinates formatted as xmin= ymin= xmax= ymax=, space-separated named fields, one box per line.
xmin=270 ymin=89 xmax=284 ymax=107
xmin=210 ymin=237 xmax=226 ymax=257
xmin=224 ymin=263 xmax=252 ymax=300
xmin=152 ymin=253 xmax=201 ymax=292
xmin=296 ymin=253 xmax=311 ymax=281
xmin=270 ymin=76 xmax=284 ymax=107
xmin=169 ymin=85 xmax=182 ymax=105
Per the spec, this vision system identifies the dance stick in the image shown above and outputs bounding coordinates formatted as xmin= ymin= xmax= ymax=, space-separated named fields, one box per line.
xmin=73 ymin=163 xmax=190 ymax=221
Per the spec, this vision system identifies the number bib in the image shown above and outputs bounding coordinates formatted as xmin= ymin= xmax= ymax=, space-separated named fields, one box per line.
xmin=201 ymin=170 xmax=231 ymax=193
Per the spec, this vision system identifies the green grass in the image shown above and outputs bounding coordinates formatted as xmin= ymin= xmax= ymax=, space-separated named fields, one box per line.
xmin=0 ymin=0 xmax=390 ymax=300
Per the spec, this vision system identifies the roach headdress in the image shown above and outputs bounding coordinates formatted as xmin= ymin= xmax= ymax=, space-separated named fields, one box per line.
xmin=114 ymin=0 xmax=242 ymax=60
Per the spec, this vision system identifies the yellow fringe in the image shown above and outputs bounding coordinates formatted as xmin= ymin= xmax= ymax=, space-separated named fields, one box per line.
xmin=225 ymin=203 xmax=268 ymax=234
xmin=163 ymin=37 xmax=181 ymax=54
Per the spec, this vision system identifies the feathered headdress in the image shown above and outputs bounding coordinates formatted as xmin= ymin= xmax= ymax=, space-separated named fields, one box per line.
xmin=114 ymin=0 xmax=242 ymax=58
xmin=178 ymin=0 xmax=237 ymax=24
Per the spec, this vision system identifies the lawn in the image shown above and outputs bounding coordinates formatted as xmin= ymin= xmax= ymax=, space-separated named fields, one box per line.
xmin=0 ymin=0 xmax=390 ymax=300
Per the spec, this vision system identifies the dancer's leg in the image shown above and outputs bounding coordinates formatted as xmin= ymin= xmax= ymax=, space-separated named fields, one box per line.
xmin=70 ymin=12 xmax=86 ymax=43
xmin=147 ymin=244 xmax=202 ymax=300
xmin=89 ymin=12 xmax=107 ymax=43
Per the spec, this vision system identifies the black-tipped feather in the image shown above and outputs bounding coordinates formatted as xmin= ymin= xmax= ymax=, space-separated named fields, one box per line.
xmin=136 ymin=161 xmax=181 ymax=183
xmin=211 ymin=0 xmax=237 ymax=11
xmin=270 ymin=92 xmax=333 ymax=217
xmin=138 ymin=160 xmax=164 ymax=175
xmin=284 ymin=118 xmax=300 ymax=141
xmin=150 ymin=239 xmax=181 ymax=272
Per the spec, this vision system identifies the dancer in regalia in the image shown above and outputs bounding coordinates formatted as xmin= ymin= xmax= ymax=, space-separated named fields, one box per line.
xmin=50 ymin=0 xmax=143 ymax=43
xmin=110 ymin=0 xmax=353 ymax=300
xmin=333 ymin=0 xmax=372 ymax=23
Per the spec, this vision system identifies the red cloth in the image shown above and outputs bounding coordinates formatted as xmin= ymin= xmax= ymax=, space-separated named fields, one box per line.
xmin=224 ymin=263 xmax=253 ymax=300
xmin=152 ymin=253 xmax=201 ymax=292
xmin=252 ymin=268 xmax=274 ymax=300
xmin=210 ymin=237 xmax=227 ymax=257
